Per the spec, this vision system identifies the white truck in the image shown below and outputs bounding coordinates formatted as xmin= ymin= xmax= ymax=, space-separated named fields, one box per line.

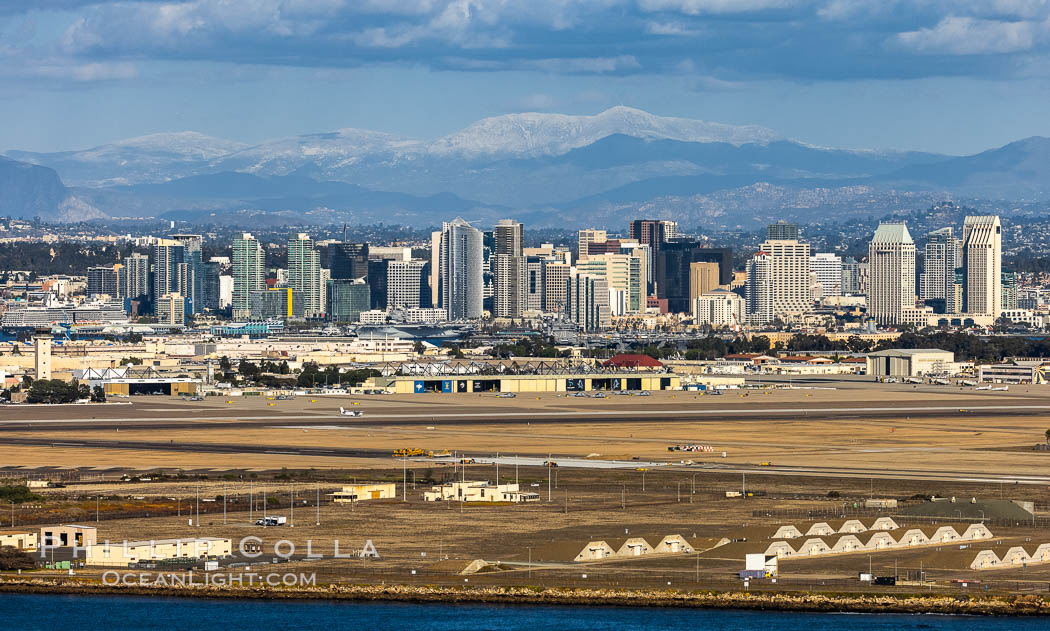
xmin=255 ymin=516 xmax=287 ymax=526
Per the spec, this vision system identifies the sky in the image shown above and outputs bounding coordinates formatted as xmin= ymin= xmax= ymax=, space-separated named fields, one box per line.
xmin=3 ymin=0 xmax=1050 ymax=155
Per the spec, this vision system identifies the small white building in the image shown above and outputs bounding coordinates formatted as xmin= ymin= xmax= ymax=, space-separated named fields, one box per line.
xmin=423 ymin=480 xmax=540 ymax=503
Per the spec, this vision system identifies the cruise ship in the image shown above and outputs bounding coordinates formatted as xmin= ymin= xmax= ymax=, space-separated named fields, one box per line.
xmin=1 ymin=301 xmax=129 ymax=329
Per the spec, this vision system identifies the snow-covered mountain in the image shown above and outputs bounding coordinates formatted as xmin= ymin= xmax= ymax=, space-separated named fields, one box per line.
xmin=424 ymin=106 xmax=780 ymax=158
xmin=7 ymin=131 xmax=249 ymax=187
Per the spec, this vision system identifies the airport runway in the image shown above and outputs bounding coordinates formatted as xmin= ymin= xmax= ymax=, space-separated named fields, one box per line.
xmin=5 ymin=401 xmax=1050 ymax=431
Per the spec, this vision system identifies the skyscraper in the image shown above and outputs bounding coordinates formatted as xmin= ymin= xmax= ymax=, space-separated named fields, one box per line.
xmin=655 ymin=242 xmax=733 ymax=314
xmin=868 ymin=223 xmax=926 ymax=326
xmin=962 ymin=215 xmax=1002 ymax=318
xmin=629 ymin=219 xmax=677 ymax=294
xmin=744 ymin=240 xmax=811 ymax=322
xmin=810 ymin=253 xmax=842 ymax=298
xmin=152 ymin=238 xmax=185 ymax=307
xmin=328 ymin=242 xmax=369 ymax=280
xmin=543 ymin=262 xmax=570 ymax=314
xmin=439 ymin=217 xmax=484 ymax=320
xmin=287 ymin=233 xmax=322 ymax=317
xmin=576 ymin=253 xmax=644 ymax=314
xmin=232 ymin=232 xmax=265 ymax=319
xmin=767 ymin=221 xmax=800 ymax=241
xmin=326 ymin=279 xmax=371 ymax=323
xmin=577 ymin=229 xmax=607 ymax=261
xmin=170 ymin=234 xmax=204 ymax=314
xmin=87 ymin=266 xmax=119 ymax=298
xmin=123 ymin=253 xmax=150 ymax=301
xmin=386 ymin=260 xmax=427 ymax=310
xmin=920 ymin=227 xmax=959 ymax=314
xmin=567 ymin=272 xmax=611 ymax=331
xmin=688 ymin=261 xmax=722 ymax=303
xmin=492 ymin=219 xmax=525 ymax=318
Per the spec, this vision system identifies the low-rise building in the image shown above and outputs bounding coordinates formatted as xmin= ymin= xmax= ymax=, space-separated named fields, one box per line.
xmin=0 ymin=530 xmax=38 ymax=551
xmin=865 ymin=348 xmax=955 ymax=377
xmin=40 ymin=524 xmax=96 ymax=549
xmin=423 ymin=480 xmax=540 ymax=503
xmin=86 ymin=537 xmax=232 ymax=568
xmin=332 ymin=483 xmax=397 ymax=502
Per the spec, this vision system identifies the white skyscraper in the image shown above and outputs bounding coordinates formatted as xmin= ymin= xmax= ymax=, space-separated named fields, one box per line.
xmin=810 ymin=253 xmax=842 ymax=298
xmin=287 ymin=233 xmax=322 ymax=317
xmin=868 ymin=222 xmax=928 ymax=326
xmin=439 ymin=218 xmax=484 ymax=320
xmin=567 ymin=271 xmax=611 ymax=331
xmin=962 ymin=215 xmax=1002 ymax=318
xmin=387 ymin=260 xmax=426 ymax=309
xmin=745 ymin=239 xmax=811 ymax=323
xmin=492 ymin=219 xmax=525 ymax=318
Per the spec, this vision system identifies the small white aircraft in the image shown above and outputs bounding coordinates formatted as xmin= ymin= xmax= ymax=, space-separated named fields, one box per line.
xmin=975 ymin=385 xmax=992 ymax=391
xmin=339 ymin=407 xmax=364 ymax=417
xmin=991 ymin=386 xmax=1009 ymax=391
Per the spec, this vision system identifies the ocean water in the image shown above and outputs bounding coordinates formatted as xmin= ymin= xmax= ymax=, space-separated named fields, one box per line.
xmin=2 ymin=594 xmax=1048 ymax=630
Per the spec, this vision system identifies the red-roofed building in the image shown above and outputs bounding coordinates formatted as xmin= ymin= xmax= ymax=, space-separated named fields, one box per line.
xmin=603 ymin=354 xmax=664 ymax=369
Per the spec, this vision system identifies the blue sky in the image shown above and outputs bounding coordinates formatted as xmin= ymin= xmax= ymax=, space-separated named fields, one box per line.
xmin=3 ymin=0 xmax=1050 ymax=154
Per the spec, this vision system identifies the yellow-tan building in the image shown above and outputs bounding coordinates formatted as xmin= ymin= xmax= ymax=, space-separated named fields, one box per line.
xmin=0 ymin=530 xmax=38 ymax=551
xmin=40 ymin=524 xmax=96 ymax=548
xmin=86 ymin=537 xmax=232 ymax=568
xmin=332 ymin=483 xmax=397 ymax=502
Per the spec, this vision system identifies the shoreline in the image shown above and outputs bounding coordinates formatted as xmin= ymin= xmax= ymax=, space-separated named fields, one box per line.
xmin=1 ymin=578 xmax=1049 ymax=615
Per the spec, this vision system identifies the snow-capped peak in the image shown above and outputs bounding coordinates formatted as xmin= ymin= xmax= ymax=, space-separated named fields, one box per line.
xmin=426 ymin=106 xmax=781 ymax=158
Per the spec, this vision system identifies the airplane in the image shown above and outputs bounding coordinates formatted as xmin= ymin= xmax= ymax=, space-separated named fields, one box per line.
xmin=339 ymin=407 xmax=364 ymax=417
xmin=496 ymin=392 xmax=516 ymax=398
xmin=975 ymin=385 xmax=992 ymax=391
xmin=991 ymin=386 xmax=1009 ymax=391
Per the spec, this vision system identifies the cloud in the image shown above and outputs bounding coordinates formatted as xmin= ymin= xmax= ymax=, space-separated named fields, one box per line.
xmin=2 ymin=0 xmax=1050 ymax=86
xmin=894 ymin=16 xmax=1043 ymax=55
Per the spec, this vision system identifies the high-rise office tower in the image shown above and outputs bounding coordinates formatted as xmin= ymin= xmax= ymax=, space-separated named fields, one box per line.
xmin=524 ymin=257 xmax=545 ymax=313
xmin=567 ymin=272 xmax=611 ymax=331
xmin=367 ymin=259 xmax=388 ymax=310
xmin=170 ymin=234 xmax=204 ymax=314
xmin=810 ymin=253 xmax=842 ymax=298
xmin=287 ymin=233 xmax=322 ymax=317
xmin=156 ymin=292 xmax=185 ymax=325
xmin=326 ymin=279 xmax=371 ymax=323
xmin=543 ymin=262 xmax=570 ymax=314
xmin=655 ymin=242 xmax=733 ymax=314
xmin=745 ymin=252 xmax=773 ymax=324
xmin=327 ymin=242 xmax=369 ymax=280
xmin=439 ymin=217 xmax=484 ymax=320
xmin=962 ymin=215 xmax=1002 ymax=318
xmin=840 ymin=257 xmax=860 ymax=295
xmin=629 ymin=219 xmax=676 ymax=294
xmin=767 ymin=221 xmax=800 ymax=241
xmin=577 ymin=229 xmax=607 ymax=261
xmin=688 ymin=261 xmax=722 ymax=304
xmin=868 ymin=223 xmax=920 ymax=326
xmin=386 ymin=260 xmax=427 ymax=310
xmin=576 ymin=253 xmax=644 ymax=314
xmin=87 ymin=266 xmax=119 ymax=298
xmin=232 ymin=232 xmax=265 ymax=319
xmin=920 ymin=227 xmax=959 ymax=314
xmin=123 ymin=253 xmax=150 ymax=301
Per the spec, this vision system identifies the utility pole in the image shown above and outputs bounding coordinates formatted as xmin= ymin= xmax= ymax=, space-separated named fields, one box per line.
xmin=223 ymin=481 xmax=227 ymax=525
xmin=547 ymin=454 xmax=552 ymax=502
xmin=290 ymin=483 xmax=295 ymax=528
xmin=403 ymin=457 xmax=407 ymax=502
xmin=677 ymin=481 xmax=681 ymax=502
xmin=96 ymin=496 xmax=100 ymax=522
xmin=195 ymin=485 xmax=199 ymax=527
xmin=249 ymin=481 xmax=253 ymax=523
xmin=316 ymin=485 xmax=320 ymax=526
xmin=515 ymin=455 xmax=519 ymax=485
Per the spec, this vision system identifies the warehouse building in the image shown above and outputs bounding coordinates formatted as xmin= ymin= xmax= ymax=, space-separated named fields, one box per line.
xmin=332 ymin=483 xmax=397 ymax=502
xmin=75 ymin=367 xmax=200 ymax=397
xmin=865 ymin=348 xmax=955 ymax=377
xmin=0 ymin=531 xmax=38 ymax=551
xmin=423 ymin=480 xmax=540 ymax=503
xmin=86 ymin=536 xmax=232 ymax=567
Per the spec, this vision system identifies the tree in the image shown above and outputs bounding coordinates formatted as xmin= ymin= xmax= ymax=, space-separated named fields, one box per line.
xmin=26 ymin=379 xmax=82 ymax=404
xmin=91 ymin=385 xmax=107 ymax=403
xmin=0 ymin=546 xmax=35 ymax=571
xmin=219 ymin=356 xmax=232 ymax=371
xmin=413 ymin=341 xmax=425 ymax=355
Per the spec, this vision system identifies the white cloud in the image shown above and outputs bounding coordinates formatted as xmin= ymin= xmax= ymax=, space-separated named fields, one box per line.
xmin=637 ymin=0 xmax=801 ymax=15
xmin=895 ymin=16 xmax=1043 ymax=55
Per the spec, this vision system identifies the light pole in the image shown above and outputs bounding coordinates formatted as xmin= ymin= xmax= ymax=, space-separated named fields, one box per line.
xmin=316 ymin=485 xmax=321 ymax=526
xmin=249 ymin=480 xmax=253 ymax=523
xmin=95 ymin=496 xmax=99 ymax=523
xmin=195 ymin=485 xmax=199 ymax=527
xmin=223 ymin=481 xmax=227 ymax=525
xmin=677 ymin=481 xmax=681 ymax=503
xmin=290 ymin=483 xmax=295 ymax=528
xmin=403 ymin=457 xmax=407 ymax=502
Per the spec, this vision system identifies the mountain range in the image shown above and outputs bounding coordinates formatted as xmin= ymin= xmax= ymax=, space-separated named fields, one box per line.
xmin=4 ymin=106 xmax=1050 ymax=227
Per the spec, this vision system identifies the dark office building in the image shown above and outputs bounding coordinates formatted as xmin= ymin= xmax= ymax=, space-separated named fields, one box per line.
xmin=655 ymin=242 xmax=733 ymax=314
xmin=327 ymin=242 xmax=369 ymax=280
xmin=326 ymin=279 xmax=371 ymax=323
xmin=367 ymin=259 xmax=388 ymax=311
